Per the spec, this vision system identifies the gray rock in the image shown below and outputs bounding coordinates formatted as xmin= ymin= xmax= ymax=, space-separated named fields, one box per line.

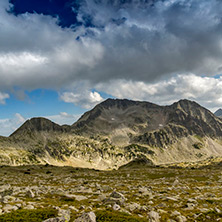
xmin=113 ymin=203 xmax=121 ymax=211
xmin=26 ymin=190 xmax=35 ymax=198
xmin=58 ymin=209 xmax=70 ymax=221
xmin=110 ymin=191 xmax=125 ymax=199
xmin=148 ymin=211 xmax=160 ymax=222
xmin=166 ymin=197 xmax=178 ymax=201
xmin=68 ymin=195 xmax=87 ymax=202
xmin=171 ymin=211 xmax=181 ymax=217
xmin=172 ymin=179 xmax=179 ymax=187
xmin=126 ymin=203 xmax=141 ymax=212
xmin=103 ymin=191 xmax=126 ymax=206
xmin=3 ymin=204 xmax=18 ymax=212
xmin=69 ymin=206 xmax=79 ymax=212
xmin=24 ymin=205 xmax=35 ymax=210
xmin=74 ymin=212 xmax=96 ymax=222
xmin=176 ymin=215 xmax=187 ymax=222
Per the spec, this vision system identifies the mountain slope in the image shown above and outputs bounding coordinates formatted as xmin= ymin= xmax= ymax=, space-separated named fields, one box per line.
xmin=0 ymin=99 xmax=222 ymax=169
xmin=72 ymin=99 xmax=222 ymax=147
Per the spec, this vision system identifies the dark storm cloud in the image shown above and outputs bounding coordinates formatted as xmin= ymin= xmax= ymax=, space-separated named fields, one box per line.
xmin=1 ymin=0 xmax=222 ymax=108
xmin=75 ymin=0 xmax=222 ymax=82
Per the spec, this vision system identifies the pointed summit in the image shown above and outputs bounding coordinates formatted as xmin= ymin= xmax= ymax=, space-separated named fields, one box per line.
xmin=10 ymin=117 xmax=65 ymax=137
xmin=214 ymin=108 xmax=222 ymax=117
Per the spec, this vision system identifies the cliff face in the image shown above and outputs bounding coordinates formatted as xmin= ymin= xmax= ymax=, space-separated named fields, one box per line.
xmin=1 ymin=99 xmax=222 ymax=169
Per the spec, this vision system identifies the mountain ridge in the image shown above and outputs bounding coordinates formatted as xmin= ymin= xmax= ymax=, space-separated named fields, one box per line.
xmin=1 ymin=98 xmax=222 ymax=169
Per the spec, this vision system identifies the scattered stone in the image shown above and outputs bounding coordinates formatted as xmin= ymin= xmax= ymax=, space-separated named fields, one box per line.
xmin=176 ymin=215 xmax=187 ymax=222
xmin=3 ymin=204 xmax=18 ymax=212
xmin=74 ymin=212 xmax=96 ymax=222
xmin=166 ymin=197 xmax=178 ymax=201
xmin=26 ymin=189 xmax=35 ymax=198
xmin=113 ymin=203 xmax=121 ymax=211
xmin=148 ymin=211 xmax=160 ymax=222
xmin=24 ymin=204 xmax=35 ymax=210
xmin=171 ymin=210 xmax=181 ymax=217
xmin=172 ymin=179 xmax=179 ymax=187
xmin=126 ymin=202 xmax=142 ymax=212
xmin=58 ymin=209 xmax=70 ymax=221
xmin=69 ymin=206 xmax=79 ymax=212
xmin=103 ymin=191 xmax=126 ymax=206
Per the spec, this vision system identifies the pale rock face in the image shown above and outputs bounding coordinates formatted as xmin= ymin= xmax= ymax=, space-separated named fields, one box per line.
xmin=74 ymin=212 xmax=96 ymax=222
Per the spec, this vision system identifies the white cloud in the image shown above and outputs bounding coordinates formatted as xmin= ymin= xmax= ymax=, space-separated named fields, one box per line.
xmin=0 ymin=0 xmax=222 ymax=113
xmin=0 ymin=92 xmax=9 ymax=104
xmin=0 ymin=0 xmax=222 ymax=93
xmin=95 ymin=74 xmax=222 ymax=111
xmin=0 ymin=113 xmax=26 ymax=136
xmin=0 ymin=0 xmax=104 ymax=91
xmin=60 ymin=90 xmax=104 ymax=109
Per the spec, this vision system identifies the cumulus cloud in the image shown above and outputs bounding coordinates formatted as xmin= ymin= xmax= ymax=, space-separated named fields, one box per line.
xmin=0 ymin=0 xmax=222 ymax=92
xmin=75 ymin=0 xmax=222 ymax=83
xmin=0 ymin=92 xmax=10 ymax=104
xmin=95 ymin=74 xmax=222 ymax=111
xmin=0 ymin=0 xmax=104 ymax=91
xmin=0 ymin=113 xmax=25 ymax=136
xmin=0 ymin=0 xmax=222 ymax=110
xmin=60 ymin=90 xmax=104 ymax=109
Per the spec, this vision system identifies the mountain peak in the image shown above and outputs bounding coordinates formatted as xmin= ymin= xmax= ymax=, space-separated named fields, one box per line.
xmin=214 ymin=108 xmax=222 ymax=117
xmin=10 ymin=117 xmax=65 ymax=137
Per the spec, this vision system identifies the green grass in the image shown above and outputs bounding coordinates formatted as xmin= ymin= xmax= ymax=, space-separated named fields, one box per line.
xmin=0 ymin=209 xmax=57 ymax=222
xmin=96 ymin=210 xmax=147 ymax=222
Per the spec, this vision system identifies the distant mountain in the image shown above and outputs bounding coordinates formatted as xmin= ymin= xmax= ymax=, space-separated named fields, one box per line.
xmin=214 ymin=108 xmax=222 ymax=117
xmin=0 ymin=99 xmax=222 ymax=169
xmin=10 ymin=117 xmax=67 ymax=137
xmin=72 ymin=99 xmax=222 ymax=147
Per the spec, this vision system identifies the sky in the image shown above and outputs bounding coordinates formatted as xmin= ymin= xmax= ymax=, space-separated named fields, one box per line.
xmin=1 ymin=0 xmax=222 ymax=136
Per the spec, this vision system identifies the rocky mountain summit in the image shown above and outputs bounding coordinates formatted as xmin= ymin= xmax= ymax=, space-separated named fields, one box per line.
xmin=214 ymin=108 xmax=222 ymax=117
xmin=0 ymin=99 xmax=222 ymax=169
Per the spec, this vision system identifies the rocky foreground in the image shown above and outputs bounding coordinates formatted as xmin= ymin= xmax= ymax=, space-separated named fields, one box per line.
xmin=0 ymin=165 xmax=221 ymax=221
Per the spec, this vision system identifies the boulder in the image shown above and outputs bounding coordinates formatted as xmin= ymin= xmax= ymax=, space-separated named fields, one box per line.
xmin=148 ymin=211 xmax=160 ymax=222
xmin=74 ymin=212 xmax=96 ymax=222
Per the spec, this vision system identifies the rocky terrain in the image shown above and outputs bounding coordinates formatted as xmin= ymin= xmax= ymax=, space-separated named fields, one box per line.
xmin=0 ymin=99 xmax=222 ymax=169
xmin=0 ymin=164 xmax=221 ymax=221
